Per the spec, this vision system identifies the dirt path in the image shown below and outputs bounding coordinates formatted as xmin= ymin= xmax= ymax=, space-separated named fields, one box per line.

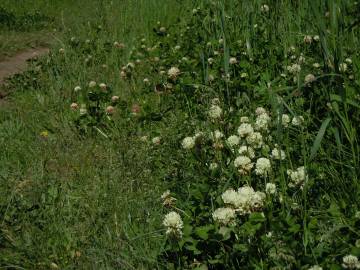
xmin=0 ymin=47 xmax=49 ymax=90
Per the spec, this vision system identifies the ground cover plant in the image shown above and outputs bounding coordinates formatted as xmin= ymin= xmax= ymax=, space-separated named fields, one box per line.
xmin=0 ymin=0 xmax=359 ymax=269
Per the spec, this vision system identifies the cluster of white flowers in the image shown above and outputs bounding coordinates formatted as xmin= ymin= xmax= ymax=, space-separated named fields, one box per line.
xmin=234 ymin=156 xmax=253 ymax=175
xmin=265 ymin=183 xmax=276 ymax=194
xmin=167 ymin=67 xmax=181 ymax=79
xmin=342 ymin=255 xmax=360 ymax=269
xmin=308 ymin=265 xmax=322 ymax=270
xmin=292 ymin=115 xmax=305 ymax=126
xmin=271 ymin=146 xmax=286 ymax=160
xmin=254 ymin=111 xmax=271 ymax=131
xmin=287 ymin=63 xmax=301 ymax=74
xmin=208 ymin=104 xmax=222 ymax=120
xmin=238 ymin=145 xmax=255 ymax=159
xmin=212 ymin=208 xmax=236 ymax=225
xmin=163 ymin=211 xmax=183 ymax=238
xmin=287 ymin=166 xmax=308 ymax=188
xmin=219 ymin=186 xmax=266 ymax=216
xmin=246 ymin=132 xmax=263 ymax=149
xmin=238 ymin=123 xmax=254 ymax=138
xmin=182 ymin=136 xmax=195 ymax=150
xmin=227 ymin=135 xmax=240 ymax=147
xmin=255 ymin=157 xmax=271 ymax=177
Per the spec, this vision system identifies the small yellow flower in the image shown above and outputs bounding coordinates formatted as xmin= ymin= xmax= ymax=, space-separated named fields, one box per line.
xmin=40 ymin=130 xmax=49 ymax=138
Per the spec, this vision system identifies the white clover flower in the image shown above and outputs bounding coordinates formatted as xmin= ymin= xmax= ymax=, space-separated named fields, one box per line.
xmin=345 ymin=58 xmax=352 ymax=64
xmin=240 ymin=72 xmax=248 ymax=78
xmin=271 ymin=147 xmax=286 ymax=160
xmin=143 ymin=78 xmax=150 ymax=84
xmin=255 ymin=107 xmax=267 ymax=116
xmin=308 ymin=266 xmax=322 ymax=270
xmin=238 ymin=123 xmax=254 ymax=138
xmin=292 ymin=115 xmax=305 ymax=126
xmin=74 ymin=86 xmax=81 ymax=92
xmin=260 ymin=4 xmax=269 ymax=12
xmin=211 ymin=130 xmax=224 ymax=140
xmin=342 ymin=255 xmax=360 ymax=269
xmin=246 ymin=132 xmax=263 ymax=149
xmin=70 ymin=103 xmax=78 ymax=110
xmin=222 ymin=189 xmax=242 ymax=207
xmin=208 ymin=57 xmax=214 ymax=65
xmin=182 ymin=137 xmax=195 ymax=150
xmin=255 ymin=113 xmax=271 ymax=131
xmin=339 ymin=63 xmax=348 ymax=73
xmin=227 ymin=135 xmax=240 ymax=147
xmin=287 ymin=63 xmax=301 ymax=74
xmin=287 ymin=166 xmax=308 ymax=188
xmin=159 ymin=26 xmax=166 ymax=33
xmin=303 ymin=35 xmax=313 ymax=44
xmin=298 ymin=55 xmax=306 ymax=64
xmin=313 ymin=35 xmax=320 ymax=41
xmin=106 ymin=105 xmax=115 ymax=115
xmin=89 ymin=81 xmax=97 ymax=88
xmin=174 ymin=45 xmax=181 ymax=50
xmin=152 ymin=136 xmax=161 ymax=145
xmin=229 ymin=57 xmax=237 ymax=65
xmin=163 ymin=212 xmax=183 ymax=238
xmin=212 ymin=207 xmax=236 ymax=225
xmin=313 ymin=63 xmax=321 ymax=68
xmin=305 ymin=74 xmax=316 ymax=84
xmin=266 ymin=183 xmax=277 ymax=194
xmin=99 ymin=83 xmax=107 ymax=91
xmin=255 ymin=157 xmax=271 ymax=177
xmin=240 ymin=116 xmax=249 ymax=123
xmin=250 ymin=191 xmax=266 ymax=209
xmin=209 ymin=163 xmax=218 ymax=170
xmin=194 ymin=131 xmax=204 ymax=140
xmin=111 ymin=95 xmax=119 ymax=102
xmin=234 ymin=155 xmax=253 ymax=175
xmin=208 ymin=104 xmax=222 ymax=120
xmin=238 ymin=145 xmax=255 ymax=159
xmin=281 ymin=114 xmax=291 ymax=127
xmin=167 ymin=67 xmax=181 ymax=79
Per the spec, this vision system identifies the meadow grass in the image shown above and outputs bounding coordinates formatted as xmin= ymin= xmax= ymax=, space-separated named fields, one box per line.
xmin=0 ymin=0 xmax=359 ymax=269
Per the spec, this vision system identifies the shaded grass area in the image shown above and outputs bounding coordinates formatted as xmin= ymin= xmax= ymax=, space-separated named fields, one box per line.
xmin=0 ymin=0 xmax=191 ymax=269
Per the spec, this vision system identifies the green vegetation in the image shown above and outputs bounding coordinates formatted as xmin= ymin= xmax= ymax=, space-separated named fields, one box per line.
xmin=0 ymin=0 xmax=360 ymax=269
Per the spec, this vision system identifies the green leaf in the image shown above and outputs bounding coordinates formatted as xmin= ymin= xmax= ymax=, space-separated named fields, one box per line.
xmin=195 ymin=225 xmax=213 ymax=240
xmin=309 ymin=117 xmax=331 ymax=161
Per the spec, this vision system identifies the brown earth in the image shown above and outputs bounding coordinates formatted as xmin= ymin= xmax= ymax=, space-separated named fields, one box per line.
xmin=0 ymin=47 xmax=49 ymax=97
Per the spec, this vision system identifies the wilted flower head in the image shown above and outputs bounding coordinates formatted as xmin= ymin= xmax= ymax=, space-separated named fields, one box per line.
xmin=99 ymin=83 xmax=107 ymax=91
xmin=234 ymin=155 xmax=253 ymax=175
xmin=303 ymin=35 xmax=313 ymax=44
xmin=255 ymin=157 xmax=271 ymax=177
xmin=70 ymin=103 xmax=78 ymax=110
xmin=182 ymin=136 xmax=195 ymax=150
xmin=106 ymin=106 xmax=115 ymax=115
xmin=342 ymin=255 xmax=360 ymax=269
xmin=167 ymin=67 xmax=181 ymax=79
xmin=212 ymin=208 xmax=236 ymax=225
xmin=161 ymin=190 xmax=176 ymax=207
xmin=163 ymin=212 xmax=183 ymax=238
